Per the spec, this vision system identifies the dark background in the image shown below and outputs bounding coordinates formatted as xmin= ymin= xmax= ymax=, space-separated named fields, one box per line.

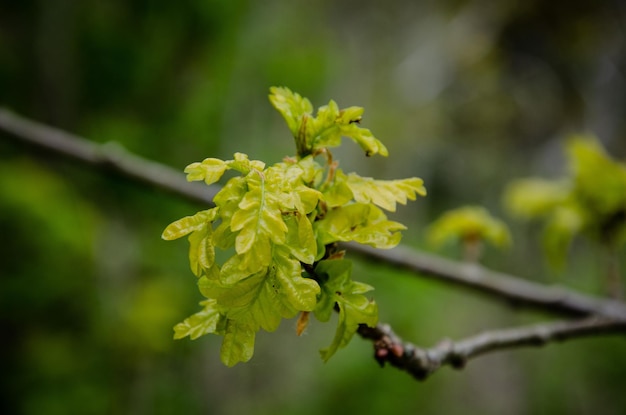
xmin=1 ymin=0 xmax=625 ymax=413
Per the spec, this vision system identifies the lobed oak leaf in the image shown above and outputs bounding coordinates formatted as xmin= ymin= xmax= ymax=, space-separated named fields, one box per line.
xmin=161 ymin=208 xmax=218 ymax=240
xmin=187 ymin=225 xmax=216 ymax=277
xmin=221 ymin=319 xmax=256 ymax=366
xmin=184 ymin=158 xmax=228 ymax=185
xmin=226 ymin=152 xmax=265 ymax=175
xmin=269 ymin=86 xmax=313 ymax=137
xmin=230 ymin=186 xmax=287 ymax=256
xmin=283 ymin=213 xmax=317 ymax=264
xmin=173 ymin=299 xmax=224 ymax=340
xmin=345 ymin=173 xmax=426 ymax=212
xmin=320 ymin=293 xmax=377 ymax=362
xmin=315 ymin=203 xmax=406 ymax=249
xmin=273 ymin=247 xmax=320 ymax=311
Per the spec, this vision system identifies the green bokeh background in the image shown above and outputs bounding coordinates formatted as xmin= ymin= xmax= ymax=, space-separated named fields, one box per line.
xmin=1 ymin=1 xmax=625 ymax=414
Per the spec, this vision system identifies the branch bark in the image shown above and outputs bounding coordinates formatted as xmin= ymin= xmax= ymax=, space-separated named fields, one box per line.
xmin=342 ymin=242 xmax=626 ymax=320
xmin=358 ymin=317 xmax=626 ymax=381
xmin=2 ymin=108 xmax=625 ymax=380
xmin=0 ymin=108 xmax=219 ymax=206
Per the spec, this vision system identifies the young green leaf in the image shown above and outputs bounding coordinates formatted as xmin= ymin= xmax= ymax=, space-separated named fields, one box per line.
xmin=221 ymin=319 xmax=256 ymax=367
xmin=313 ymin=259 xmax=353 ymax=322
xmin=214 ymin=250 xmax=319 ymax=333
xmin=173 ymin=299 xmax=224 ymax=340
xmin=307 ymin=101 xmax=388 ymax=157
xmin=504 ymin=135 xmax=626 ymax=266
xmin=345 ymin=173 xmax=426 ymax=212
xmin=225 ymin=152 xmax=266 ymax=175
xmin=184 ymin=158 xmax=228 ymax=185
xmin=427 ymin=206 xmax=511 ymax=249
xmin=504 ymin=178 xmax=571 ymax=219
xmin=229 ymin=173 xmax=288 ymax=270
xmin=283 ymin=213 xmax=317 ymax=264
xmin=315 ymin=203 xmax=406 ymax=249
xmin=313 ymin=258 xmax=377 ymax=361
xmin=187 ymin=224 xmax=216 ymax=277
xmin=320 ymin=292 xmax=378 ymax=362
xmin=161 ymin=208 xmax=218 ymax=240
xmin=269 ymin=86 xmax=313 ymax=137
xmin=272 ymin=246 xmax=320 ymax=311
xmin=216 ymin=270 xmax=283 ymax=332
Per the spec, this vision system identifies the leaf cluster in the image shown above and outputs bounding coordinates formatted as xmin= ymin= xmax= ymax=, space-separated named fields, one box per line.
xmin=504 ymin=135 xmax=626 ymax=266
xmin=163 ymin=87 xmax=426 ymax=365
xmin=427 ymin=206 xmax=511 ymax=250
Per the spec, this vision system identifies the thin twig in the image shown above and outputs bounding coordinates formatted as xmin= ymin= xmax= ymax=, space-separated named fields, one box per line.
xmin=358 ymin=317 xmax=626 ymax=381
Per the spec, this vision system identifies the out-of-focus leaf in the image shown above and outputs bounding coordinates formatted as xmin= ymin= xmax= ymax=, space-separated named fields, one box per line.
xmin=505 ymin=135 xmax=626 ymax=259
xmin=542 ymin=205 xmax=585 ymax=269
xmin=428 ymin=206 xmax=511 ymax=249
xmin=504 ymin=178 xmax=570 ymax=219
xmin=568 ymin=136 xmax=626 ymax=218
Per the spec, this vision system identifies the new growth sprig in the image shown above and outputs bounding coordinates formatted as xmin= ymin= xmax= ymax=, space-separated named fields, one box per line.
xmin=162 ymin=87 xmax=426 ymax=366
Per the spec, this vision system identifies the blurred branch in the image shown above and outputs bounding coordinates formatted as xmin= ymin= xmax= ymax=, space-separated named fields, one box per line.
xmin=0 ymin=108 xmax=219 ymax=206
xmin=342 ymin=243 xmax=626 ymax=320
xmin=2 ymin=109 xmax=626 ymax=380
xmin=358 ymin=317 xmax=626 ymax=381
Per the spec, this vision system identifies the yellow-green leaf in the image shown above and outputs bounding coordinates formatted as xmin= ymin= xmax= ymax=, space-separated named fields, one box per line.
xmin=315 ymin=203 xmax=406 ymax=249
xmin=230 ymin=179 xmax=287 ymax=256
xmin=220 ymin=319 xmax=256 ymax=366
xmin=161 ymin=208 xmax=218 ymax=240
xmin=269 ymin=86 xmax=313 ymax=136
xmin=188 ymin=225 xmax=216 ymax=277
xmin=345 ymin=173 xmax=426 ymax=212
xmin=184 ymin=158 xmax=228 ymax=185
xmin=226 ymin=152 xmax=265 ymax=175
xmin=320 ymin=293 xmax=378 ymax=362
xmin=284 ymin=213 xmax=317 ymax=264
xmin=273 ymin=247 xmax=320 ymax=311
xmin=173 ymin=299 xmax=223 ymax=340
xmin=504 ymin=178 xmax=570 ymax=219
xmin=428 ymin=206 xmax=511 ymax=249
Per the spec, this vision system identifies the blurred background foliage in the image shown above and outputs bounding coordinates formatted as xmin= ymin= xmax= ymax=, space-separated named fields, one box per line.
xmin=1 ymin=0 xmax=626 ymax=413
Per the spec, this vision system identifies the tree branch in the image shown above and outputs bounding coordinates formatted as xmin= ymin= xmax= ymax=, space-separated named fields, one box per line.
xmin=2 ymin=108 xmax=626 ymax=380
xmin=358 ymin=317 xmax=626 ymax=381
xmin=0 ymin=108 xmax=219 ymax=206
xmin=342 ymin=242 xmax=626 ymax=320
